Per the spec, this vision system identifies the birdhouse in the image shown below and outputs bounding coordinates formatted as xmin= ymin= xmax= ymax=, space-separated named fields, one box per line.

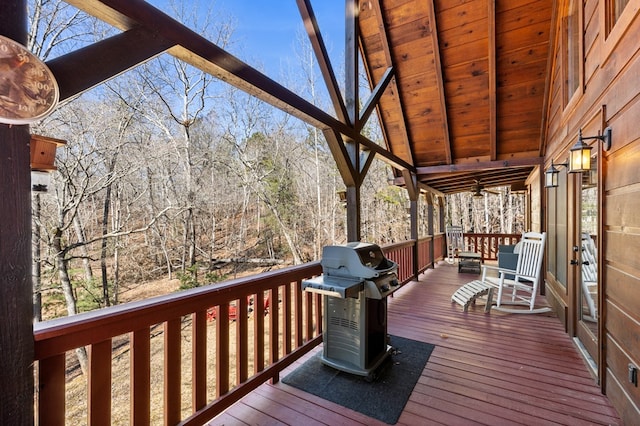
xmin=30 ymin=134 xmax=66 ymax=171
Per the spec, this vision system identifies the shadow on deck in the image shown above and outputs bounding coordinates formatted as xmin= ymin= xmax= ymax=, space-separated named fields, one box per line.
xmin=212 ymin=261 xmax=621 ymax=425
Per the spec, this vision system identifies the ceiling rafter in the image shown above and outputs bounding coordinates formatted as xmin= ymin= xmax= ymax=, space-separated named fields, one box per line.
xmin=428 ymin=0 xmax=452 ymax=165
xmin=296 ymin=0 xmax=349 ymax=125
xmin=363 ymin=0 xmax=415 ymax=166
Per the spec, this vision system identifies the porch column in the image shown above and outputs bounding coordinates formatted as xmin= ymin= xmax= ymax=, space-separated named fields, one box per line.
xmin=409 ymin=198 xmax=419 ymax=278
xmin=427 ymin=193 xmax=435 ymax=268
xmin=0 ymin=1 xmax=35 ymax=424
xmin=438 ymin=196 xmax=446 ymax=260
xmin=344 ymin=0 xmax=360 ymax=242
xmin=403 ymin=170 xmax=419 ymax=278
xmin=345 ymin=185 xmax=361 ymax=242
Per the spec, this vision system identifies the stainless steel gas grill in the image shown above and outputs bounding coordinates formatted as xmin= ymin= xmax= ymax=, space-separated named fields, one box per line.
xmin=302 ymin=242 xmax=400 ymax=377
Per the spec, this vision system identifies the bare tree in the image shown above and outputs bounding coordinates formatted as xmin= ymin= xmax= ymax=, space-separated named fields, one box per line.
xmin=111 ymin=2 xmax=234 ymax=277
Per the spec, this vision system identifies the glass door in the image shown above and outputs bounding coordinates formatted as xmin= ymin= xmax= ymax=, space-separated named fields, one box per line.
xmin=575 ymin=154 xmax=600 ymax=377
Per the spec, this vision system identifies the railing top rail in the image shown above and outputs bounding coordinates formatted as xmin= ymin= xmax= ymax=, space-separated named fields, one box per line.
xmin=382 ymin=240 xmax=416 ymax=251
xmin=462 ymin=233 xmax=522 ymax=238
xmin=34 ymin=261 xmax=321 ymax=359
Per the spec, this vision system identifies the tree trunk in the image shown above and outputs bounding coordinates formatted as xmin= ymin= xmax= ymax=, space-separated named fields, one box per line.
xmin=100 ymin=176 xmax=114 ymax=307
xmin=32 ymin=193 xmax=43 ymax=322
xmin=73 ymin=214 xmax=93 ymax=282
xmin=52 ymin=228 xmax=89 ymax=374
xmin=263 ymin=199 xmax=303 ymax=264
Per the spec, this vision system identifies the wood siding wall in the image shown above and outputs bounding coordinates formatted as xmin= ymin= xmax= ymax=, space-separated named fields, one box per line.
xmin=544 ymin=0 xmax=640 ymax=421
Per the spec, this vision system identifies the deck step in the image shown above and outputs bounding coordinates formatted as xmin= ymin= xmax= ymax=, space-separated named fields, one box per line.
xmin=451 ymin=280 xmax=494 ymax=312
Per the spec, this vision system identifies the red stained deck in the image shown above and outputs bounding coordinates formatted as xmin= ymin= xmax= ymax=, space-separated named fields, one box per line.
xmin=210 ymin=261 xmax=621 ymax=425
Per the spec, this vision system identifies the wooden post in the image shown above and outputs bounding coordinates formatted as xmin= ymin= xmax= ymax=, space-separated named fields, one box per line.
xmin=345 ymin=185 xmax=361 ymax=242
xmin=1 ymin=1 xmax=35 ymax=423
xmin=427 ymin=193 xmax=435 ymax=268
xmin=409 ymin=198 xmax=419 ymax=278
xmin=438 ymin=195 xmax=446 ymax=259
xmin=344 ymin=0 xmax=361 ymax=242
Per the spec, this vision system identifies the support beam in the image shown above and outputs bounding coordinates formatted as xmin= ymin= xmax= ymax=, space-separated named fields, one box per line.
xmin=416 ymin=157 xmax=544 ymax=175
xmin=359 ymin=66 xmax=394 ymax=131
xmin=48 ymin=27 xmax=174 ymax=103
xmin=0 ymin=1 xmax=34 ymax=423
xmin=296 ymin=0 xmax=349 ymax=124
xmin=359 ymin=149 xmax=375 ymax=183
xmin=402 ymin=169 xmax=419 ymax=202
xmin=345 ymin=0 xmax=359 ymax=128
xmin=322 ymin=129 xmax=357 ymax=187
xmin=345 ymin=185 xmax=361 ymax=242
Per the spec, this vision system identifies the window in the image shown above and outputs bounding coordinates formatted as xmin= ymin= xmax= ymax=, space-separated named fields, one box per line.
xmin=565 ymin=0 xmax=580 ymax=103
xmin=601 ymin=0 xmax=639 ymax=60
xmin=606 ymin=0 xmax=630 ymax=34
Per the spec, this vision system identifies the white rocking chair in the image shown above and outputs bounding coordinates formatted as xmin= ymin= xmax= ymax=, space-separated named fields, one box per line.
xmin=445 ymin=225 xmax=464 ymax=264
xmin=452 ymin=232 xmax=550 ymax=314
xmin=581 ymin=233 xmax=598 ymax=322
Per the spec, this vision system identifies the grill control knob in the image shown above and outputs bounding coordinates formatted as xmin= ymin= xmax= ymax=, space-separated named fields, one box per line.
xmin=381 ymin=284 xmax=390 ymax=292
xmin=390 ymin=279 xmax=399 ymax=287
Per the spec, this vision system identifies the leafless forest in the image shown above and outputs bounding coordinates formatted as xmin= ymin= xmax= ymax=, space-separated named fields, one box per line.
xmin=28 ymin=0 xmax=525 ymax=323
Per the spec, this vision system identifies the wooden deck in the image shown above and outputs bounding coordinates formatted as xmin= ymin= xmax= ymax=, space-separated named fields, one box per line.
xmin=209 ymin=261 xmax=621 ymax=425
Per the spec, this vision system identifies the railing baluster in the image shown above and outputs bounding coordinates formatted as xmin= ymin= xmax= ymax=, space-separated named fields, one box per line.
xmin=315 ymin=293 xmax=323 ymax=335
xmin=295 ymin=280 xmax=303 ymax=346
xmin=38 ymin=353 xmax=66 ymax=426
xmin=165 ymin=318 xmax=182 ymax=424
xmin=130 ymin=328 xmax=150 ymax=425
xmin=269 ymin=287 xmax=280 ymax=383
xmin=192 ymin=310 xmax=207 ymax=412
xmin=284 ymin=282 xmax=292 ymax=355
xmin=236 ymin=297 xmax=248 ymax=385
xmin=216 ymin=304 xmax=230 ymax=397
xmin=305 ymin=291 xmax=313 ymax=342
xmin=88 ymin=339 xmax=112 ymax=424
xmin=254 ymin=292 xmax=265 ymax=374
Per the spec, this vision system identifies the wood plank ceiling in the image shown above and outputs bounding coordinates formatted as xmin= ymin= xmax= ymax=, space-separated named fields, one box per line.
xmin=359 ymin=0 xmax=553 ymax=194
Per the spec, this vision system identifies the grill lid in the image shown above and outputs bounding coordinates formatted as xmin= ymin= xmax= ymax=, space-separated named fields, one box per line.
xmin=321 ymin=242 xmax=397 ymax=279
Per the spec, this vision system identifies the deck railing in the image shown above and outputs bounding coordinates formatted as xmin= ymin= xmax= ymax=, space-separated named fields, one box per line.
xmin=32 ymin=234 xmax=517 ymax=424
xmin=462 ymin=233 xmax=521 ymax=260
xmin=33 ymin=239 xmax=437 ymax=425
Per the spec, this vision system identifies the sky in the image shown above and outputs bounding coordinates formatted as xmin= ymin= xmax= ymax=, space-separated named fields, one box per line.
xmin=222 ymin=1 xmax=345 ymax=74
xmin=150 ymin=0 xmax=346 ymax=81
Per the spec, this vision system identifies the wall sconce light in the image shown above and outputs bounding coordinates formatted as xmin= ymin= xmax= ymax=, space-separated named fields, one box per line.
xmin=569 ymin=127 xmax=612 ymax=173
xmin=545 ymin=160 xmax=568 ymax=188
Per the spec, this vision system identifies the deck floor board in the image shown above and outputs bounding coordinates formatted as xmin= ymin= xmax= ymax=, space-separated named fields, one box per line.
xmin=209 ymin=261 xmax=621 ymax=425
